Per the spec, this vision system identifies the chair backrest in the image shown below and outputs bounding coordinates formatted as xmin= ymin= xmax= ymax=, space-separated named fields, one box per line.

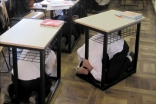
xmin=16 ymin=0 xmax=31 ymax=17
xmin=4 ymin=0 xmax=30 ymax=17
xmin=0 ymin=0 xmax=9 ymax=34
xmin=0 ymin=0 xmax=9 ymax=23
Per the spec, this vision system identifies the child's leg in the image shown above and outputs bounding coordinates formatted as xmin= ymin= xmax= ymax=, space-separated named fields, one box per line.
xmin=106 ymin=41 xmax=129 ymax=83
xmin=123 ymin=52 xmax=134 ymax=72
xmin=44 ymin=74 xmax=52 ymax=97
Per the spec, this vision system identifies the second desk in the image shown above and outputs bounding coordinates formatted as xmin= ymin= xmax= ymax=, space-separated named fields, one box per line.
xmin=75 ymin=10 xmax=144 ymax=90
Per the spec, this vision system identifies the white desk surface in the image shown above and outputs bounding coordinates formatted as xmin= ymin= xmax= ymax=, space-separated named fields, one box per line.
xmin=75 ymin=10 xmax=144 ymax=33
xmin=0 ymin=19 xmax=64 ymax=50
xmin=39 ymin=0 xmax=50 ymax=6
xmin=40 ymin=0 xmax=79 ymax=8
xmin=30 ymin=3 xmax=47 ymax=10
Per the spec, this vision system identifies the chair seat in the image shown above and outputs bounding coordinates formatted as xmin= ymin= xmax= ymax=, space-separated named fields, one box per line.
xmin=24 ymin=12 xmax=45 ymax=19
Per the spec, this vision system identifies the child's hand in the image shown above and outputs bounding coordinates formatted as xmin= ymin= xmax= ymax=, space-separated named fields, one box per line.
xmin=82 ymin=59 xmax=93 ymax=71
xmin=77 ymin=66 xmax=89 ymax=75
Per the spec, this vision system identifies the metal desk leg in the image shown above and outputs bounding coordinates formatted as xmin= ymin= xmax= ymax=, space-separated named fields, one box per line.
xmin=45 ymin=28 xmax=62 ymax=104
xmin=68 ymin=8 xmax=72 ymax=53
xmin=133 ymin=23 xmax=141 ymax=71
xmin=118 ymin=30 xmax=122 ymax=36
xmin=57 ymin=29 xmax=62 ymax=79
xmin=84 ymin=0 xmax=87 ymax=11
xmin=12 ymin=47 xmax=19 ymax=104
xmin=101 ymin=33 xmax=108 ymax=89
xmin=85 ymin=27 xmax=89 ymax=59
xmin=50 ymin=10 xmax=54 ymax=19
xmin=40 ymin=50 xmax=45 ymax=104
xmin=79 ymin=0 xmax=82 ymax=18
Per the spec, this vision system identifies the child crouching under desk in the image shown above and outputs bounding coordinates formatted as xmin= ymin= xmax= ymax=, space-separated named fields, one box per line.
xmin=76 ymin=33 xmax=134 ymax=83
xmin=7 ymin=48 xmax=56 ymax=103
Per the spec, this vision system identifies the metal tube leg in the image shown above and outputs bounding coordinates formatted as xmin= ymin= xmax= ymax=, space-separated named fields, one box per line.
xmin=101 ymin=33 xmax=108 ymax=89
xmin=50 ymin=10 xmax=54 ymax=19
xmin=12 ymin=47 xmax=19 ymax=104
xmin=40 ymin=51 xmax=45 ymax=104
xmin=85 ymin=27 xmax=89 ymax=59
xmin=141 ymin=0 xmax=145 ymax=9
xmin=133 ymin=23 xmax=141 ymax=72
xmin=57 ymin=28 xmax=62 ymax=79
xmin=68 ymin=8 xmax=72 ymax=53
xmin=124 ymin=0 xmax=126 ymax=9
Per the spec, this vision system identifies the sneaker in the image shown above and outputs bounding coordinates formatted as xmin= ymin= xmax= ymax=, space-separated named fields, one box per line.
xmin=4 ymin=95 xmax=11 ymax=102
xmin=126 ymin=52 xmax=135 ymax=72
xmin=29 ymin=91 xmax=38 ymax=104
xmin=127 ymin=52 xmax=134 ymax=62
xmin=7 ymin=84 xmax=15 ymax=103
xmin=129 ymin=52 xmax=134 ymax=62
xmin=61 ymin=37 xmax=67 ymax=50
xmin=65 ymin=35 xmax=75 ymax=50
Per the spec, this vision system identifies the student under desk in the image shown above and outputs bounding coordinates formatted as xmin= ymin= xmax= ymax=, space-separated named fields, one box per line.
xmin=40 ymin=0 xmax=83 ymax=53
xmin=0 ymin=19 xmax=64 ymax=104
xmin=40 ymin=0 xmax=80 ymax=18
xmin=75 ymin=9 xmax=144 ymax=90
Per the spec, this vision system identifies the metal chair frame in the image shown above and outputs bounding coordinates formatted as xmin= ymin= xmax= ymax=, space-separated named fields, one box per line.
xmin=0 ymin=47 xmax=11 ymax=73
xmin=120 ymin=0 xmax=145 ymax=10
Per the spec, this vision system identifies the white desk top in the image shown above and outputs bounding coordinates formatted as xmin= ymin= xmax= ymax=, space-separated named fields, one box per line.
xmin=0 ymin=19 xmax=64 ymax=49
xmin=75 ymin=10 xmax=144 ymax=33
xmin=40 ymin=0 xmax=50 ymax=6
xmin=30 ymin=3 xmax=47 ymax=10
xmin=40 ymin=0 xmax=79 ymax=8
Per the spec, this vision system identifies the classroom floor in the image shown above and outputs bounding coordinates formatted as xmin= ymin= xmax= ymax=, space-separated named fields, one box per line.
xmin=1 ymin=0 xmax=156 ymax=104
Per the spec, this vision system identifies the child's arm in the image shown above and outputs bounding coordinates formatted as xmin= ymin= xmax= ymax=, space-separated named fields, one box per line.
xmin=82 ymin=59 xmax=93 ymax=71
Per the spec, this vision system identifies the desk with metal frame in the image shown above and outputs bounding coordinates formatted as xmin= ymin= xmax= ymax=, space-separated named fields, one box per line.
xmin=40 ymin=0 xmax=82 ymax=53
xmin=75 ymin=10 xmax=144 ymax=90
xmin=0 ymin=19 xmax=64 ymax=104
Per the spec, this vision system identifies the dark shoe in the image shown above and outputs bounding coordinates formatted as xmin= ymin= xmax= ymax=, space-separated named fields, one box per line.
xmin=61 ymin=37 xmax=67 ymax=50
xmin=7 ymin=84 xmax=15 ymax=103
xmin=29 ymin=91 xmax=38 ymax=104
xmin=126 ymin=52 xmax=135 ymax=72
xmin=129 ymin=52 xmax=134 ymax=62
xmin=126 ymin=65 xmax=133 ymax=72
xmin=65 ymin=35 xmax=75 ymax=50
xmin=4 ymin=95 xmax=11 ymax=103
